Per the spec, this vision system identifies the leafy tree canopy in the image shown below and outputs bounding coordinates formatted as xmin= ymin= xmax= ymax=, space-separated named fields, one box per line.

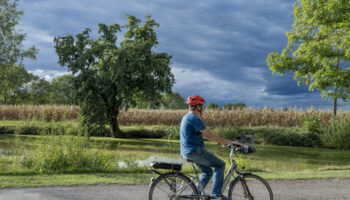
xmin=54 ymin=15 xmax=174 ymax=137
xmin=206 ymin=102 xmax=220 ymax=110
xmin=161 ymin=91 xmax=187 ymax=109
xmin=0 ymin=0 xmax=37 ymax=68
xmin=266 ymin=0 xmax=350 ymax=101
xmin=0 ymin=0 xmax=38 ymax=104
xmin=49 ymin=74 xmax=77 ymax=105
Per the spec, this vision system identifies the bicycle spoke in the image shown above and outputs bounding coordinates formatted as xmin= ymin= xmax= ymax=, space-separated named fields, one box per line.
xmin=229 ymin=175 xmax=273 ymax=200
xmin=149 ymin=173 xmax=199 ymax=200
xmin=154 ymin=183 xmax=173 ymax=196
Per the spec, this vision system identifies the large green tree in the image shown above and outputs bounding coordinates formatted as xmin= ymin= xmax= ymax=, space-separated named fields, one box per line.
xmin=54 ymin=15 xmax=174 ymax=137
xmin=266 ymin=0 xmax=350 ymax=117
xmin=15 ymin=76 xmax=51 ymax=104
xmin=206 ymin=102 xmax=220 ymax=110
xmin=0 ymin=65 xmax=32 ymax=103
xmin=49 ymin=74 xmax=77 ymax=105
xmin=161 ymin=91 xmax=187 ymax=109
xmin=0 ymin=0 xmax=38 ymax=104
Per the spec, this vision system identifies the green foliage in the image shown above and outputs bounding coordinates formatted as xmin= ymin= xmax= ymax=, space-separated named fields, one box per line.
xmin=161 ymin=91 xmax=187 ymax=109
xmin=222 ymin=103 xmax=233 ymax=110
xmin=233 ymin=103 xmax=246 ymax=109
xmin=320 ymin=119 xmax=350 ymax=149
xmin=266 ymin=0 xmax=350 ymax=111
xmin=222 ymin=103 xmax=247 ymax=110
xmin=0 ymin=0 xmax=37 ymax=68
xmin=0 ymin=65 xmax=33 ymax=104
xmin=49 ymin=74 xmax=77 ymax=105
xmin=54 ymin=15 xmax=174 ymax=137
xmin=0 ymin=0 xmax=38 ymax=104
xmin=206 ymin=102 xmax=220 ymax=110
xmin=301 ymin=116 xmax=322 ymax=134
xmin=15 ymin=76 xmax=51 ymax=104
xmin=18 ymin=133 xmax=112 ymax=173
xmin=211 ymin=126 xmax=241 ymax=139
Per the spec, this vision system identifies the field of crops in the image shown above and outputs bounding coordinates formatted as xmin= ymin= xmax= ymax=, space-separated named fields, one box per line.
xmin=1 ymin=105 xmax=350 ymax=127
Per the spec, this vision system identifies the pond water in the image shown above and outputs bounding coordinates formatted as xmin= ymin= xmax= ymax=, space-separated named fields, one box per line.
xmin=1 ymin=135 xmax=350 ymax=173
xmin=111 ymin=139 xmax=350 ymax=172
xmin=0 ymin=141 xmax=13 ymax=155
xmin=118 ymin=155 xmax=186 ymax=168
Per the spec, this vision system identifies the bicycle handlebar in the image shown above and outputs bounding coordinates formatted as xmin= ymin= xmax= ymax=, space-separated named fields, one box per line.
xmin=226 ymin=143 xmax=250 ymax=154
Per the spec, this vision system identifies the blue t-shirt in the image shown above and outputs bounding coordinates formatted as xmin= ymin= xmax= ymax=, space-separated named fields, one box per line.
xmin=180 ymin=113 xmax=206 ymax=156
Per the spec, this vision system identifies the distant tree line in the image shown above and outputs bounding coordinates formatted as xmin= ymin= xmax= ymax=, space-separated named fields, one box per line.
xmin=0 ymin=69 xmax=188 ymax=109
xmin=206 ymin=102 xmax=247 ymax=110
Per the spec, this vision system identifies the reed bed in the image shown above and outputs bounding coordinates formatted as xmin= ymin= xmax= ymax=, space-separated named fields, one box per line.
xmin=1 ymin=105 xmax=350 ymax=127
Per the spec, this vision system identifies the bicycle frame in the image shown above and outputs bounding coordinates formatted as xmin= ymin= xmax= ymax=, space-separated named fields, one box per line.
xmin=175 ymin=147 xmax=242 ymax=198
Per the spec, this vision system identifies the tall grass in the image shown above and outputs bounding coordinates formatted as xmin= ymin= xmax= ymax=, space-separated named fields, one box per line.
xmin=8 ymin=121 xmax=108 ymax=173
xmin=320 ymin=119 xmax=350 ymax=149
xmin=1 ymin=105 xmax=350 ymax=127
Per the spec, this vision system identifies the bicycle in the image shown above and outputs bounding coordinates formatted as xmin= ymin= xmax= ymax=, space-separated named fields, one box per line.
xmin=148 ymin=136 xmax=273 ymax=200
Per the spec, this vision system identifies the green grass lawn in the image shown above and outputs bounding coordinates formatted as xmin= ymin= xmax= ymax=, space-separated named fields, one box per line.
xmin=1 ymin=133 xmax=350 ymax=188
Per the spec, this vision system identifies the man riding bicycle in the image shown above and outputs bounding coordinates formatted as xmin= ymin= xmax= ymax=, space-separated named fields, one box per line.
xmin=180 ymin=95 xmax=242 ymax=200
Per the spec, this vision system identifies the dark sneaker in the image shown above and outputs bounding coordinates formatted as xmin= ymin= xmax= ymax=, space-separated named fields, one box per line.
xmin=211 ymin=195 xmax=232 ymax=200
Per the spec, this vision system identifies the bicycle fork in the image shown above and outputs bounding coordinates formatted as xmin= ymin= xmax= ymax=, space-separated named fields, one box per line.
xmin=239 ymin=177 xmax=254 ymax=200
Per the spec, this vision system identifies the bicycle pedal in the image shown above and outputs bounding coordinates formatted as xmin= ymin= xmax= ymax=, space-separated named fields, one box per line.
xmin=204 ymin=195 xmax=211 ymax=200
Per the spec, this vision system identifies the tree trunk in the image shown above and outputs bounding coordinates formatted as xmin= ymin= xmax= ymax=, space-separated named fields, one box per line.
xmin=108 ymin=109 xmax=124 ymax=138
xmin=333 ymin=59 xmax=339 ymax=119
xmin=110 ymin=118 xmax=124 ymax=138
xmin=333 ymin=87 xmax=337 ymax=119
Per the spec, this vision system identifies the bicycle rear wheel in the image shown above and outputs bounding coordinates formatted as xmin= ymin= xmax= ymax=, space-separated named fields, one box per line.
xmin=149 ymin=172 xmax=199 ymax=200
xmin=228 ymin=174 xmax=273 ymax=200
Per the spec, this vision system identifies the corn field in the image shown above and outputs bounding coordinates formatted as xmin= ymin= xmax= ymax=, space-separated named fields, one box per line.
xmin=1 ymin=105 xmax=349 ymax=127
xmin=0 ymin=105 xmax=79 ymax=121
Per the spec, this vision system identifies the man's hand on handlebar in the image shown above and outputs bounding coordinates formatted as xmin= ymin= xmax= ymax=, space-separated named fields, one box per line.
xmin=232 ymin=141 xmax=243 ymax=148
xmin=221 ymin=141 xmax=243 ymax=148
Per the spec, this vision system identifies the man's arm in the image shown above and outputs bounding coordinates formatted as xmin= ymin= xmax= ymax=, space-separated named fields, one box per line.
xmin=200 ymin=129 xmax=242 ymax=147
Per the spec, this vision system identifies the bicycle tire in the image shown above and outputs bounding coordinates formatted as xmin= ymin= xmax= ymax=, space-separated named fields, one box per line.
xmin=228 ymin=174 xmax=273 ymax=200
xmin=149 ymin=172 xmax=200 ymax=200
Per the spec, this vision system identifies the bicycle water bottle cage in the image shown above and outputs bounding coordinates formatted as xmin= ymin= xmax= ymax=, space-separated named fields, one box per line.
xmin=150 ymin=162 xmax=182 ymax=171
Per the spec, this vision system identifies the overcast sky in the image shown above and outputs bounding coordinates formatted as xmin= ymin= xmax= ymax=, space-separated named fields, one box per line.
xmin=17 ymin=0 xmax=347 ymax=109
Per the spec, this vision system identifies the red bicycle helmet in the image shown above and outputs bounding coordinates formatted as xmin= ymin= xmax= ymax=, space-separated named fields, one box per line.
xmin=186 ymin=95 xmax=206 ymax=106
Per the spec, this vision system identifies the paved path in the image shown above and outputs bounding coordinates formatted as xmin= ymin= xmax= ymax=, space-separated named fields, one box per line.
xmin=0 ymin=178 xmax=349 ymax=200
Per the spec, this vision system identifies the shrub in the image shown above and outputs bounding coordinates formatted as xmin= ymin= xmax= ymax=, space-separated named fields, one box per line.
xmin=211 ymin=126 xmax=241 ymax=140
xmin=301 ymin=116 xmax=322 ymax=134
xmin=320 ymin=119 xmax=350 ymax=149
xmin=19 ymin=133 xmax=112 ymax=173
xmin=0 ymin=121 xmax=110 ymax=137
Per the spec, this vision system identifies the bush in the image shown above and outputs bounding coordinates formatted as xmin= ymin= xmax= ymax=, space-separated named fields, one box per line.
xmin=19 ymin=133 xmax=112 ymax=173
xmin=320 ymin=119 xmax=350 ymax=149
xmin=301 ymin=116 xmax=322 ymax=134
xmin=254 ymin=127 xmax=303 ymax=146
xmin=211 ymin=126 xmax=241 ymax=140
xmin=0 ymin=121 xmax=110 ymax=137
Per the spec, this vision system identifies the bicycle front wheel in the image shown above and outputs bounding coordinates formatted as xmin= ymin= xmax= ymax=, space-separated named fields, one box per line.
xmin=149 ymin=172 xmax=199 ymax=200
xmin=228 ymin=174 xmax=273 ymax=200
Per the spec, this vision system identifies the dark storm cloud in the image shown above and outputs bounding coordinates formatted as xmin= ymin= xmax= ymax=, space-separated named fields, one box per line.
xmin=17 ymin=0 xmax=341 ymax=108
